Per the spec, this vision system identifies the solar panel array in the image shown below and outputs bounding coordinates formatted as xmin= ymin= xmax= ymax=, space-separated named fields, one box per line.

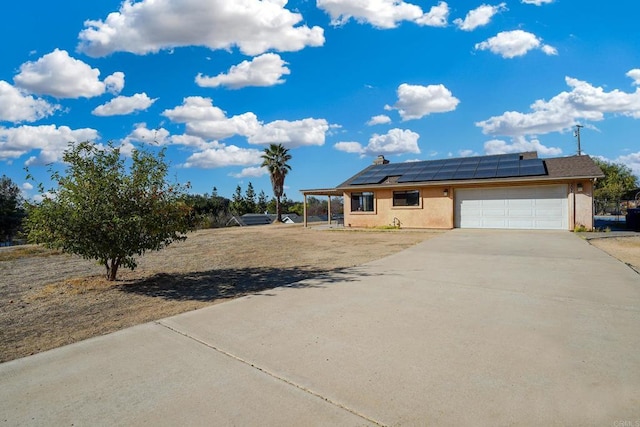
xmin=349 ymin=154 xmax=547 ymax=185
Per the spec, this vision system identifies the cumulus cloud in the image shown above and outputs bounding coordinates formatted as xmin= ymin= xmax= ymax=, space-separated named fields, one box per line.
xmin=335 ymin=129 xmax=420 ymax=156
xmin=182 ymin=145 xmax=263 ymax=169
xmin=248 ymin=118 xmax=330 ymax=148
xmin=616 ymin=152 xmax=640 ymax=176
xmin=484 ymin=136 xmax=562 ymax=156
xmin=0 ymin=81 xmax=59 ymax=123
xmin=522 ymin=0 xmax=553 ymax=5
xmin=476 ymin=72 xmax=640 ymax=137
xmin=163 ymin=96 xmax=331 ymax=148
xmin=318 ymin=0 xmax=449 ymax=28
xmin=415 ymin=2 xmax=450 ymax=27
xmin=196 ymin=53 xmax=290 ymax=89
xmin=386 ymin=83 xmax=459 ymax=120
xmin=104 ymin=72 xmax=125 ymax=95
xmin=92 ymin=93 xmax=157 ymax=116
xmin=367 ymin=114 xmax=392 ymax=126
xmin=454 ymin=3 xmax=507 ymax=31
xmin=365 ymin=128 xmax=420 ymax=155
xmin=229 ymin=166 xmax=268 ymax=178
xmin=334 ymin=141 xmax=365 ymax=154
xmin=0 ymin=124 xmax=99 ymax=164
xmin=627 ymin=69 xmax=640 ymax=86
xmin=475 ymin=30 xmax=557 ymax=58
xmin=122 ymin=123 xmax=171 ymax=145
xmin=163 ymin=97 xmax=261 ymax=140
xmin=14 ymin=49 xmax=123 ymax=99
xmin=318 ymin=0 xmax=422 ymax=28
xmin=77 ymin=0 xmax=324 ymax=57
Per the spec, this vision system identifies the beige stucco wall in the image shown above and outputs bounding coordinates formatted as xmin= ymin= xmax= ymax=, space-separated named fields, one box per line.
xmin=344 ymin=187 xmax=453 ymax=229
xmin=342 ymin=179 xmax=597 ymax=230
xmin=572 ymin=180 xmax=595 ymax=230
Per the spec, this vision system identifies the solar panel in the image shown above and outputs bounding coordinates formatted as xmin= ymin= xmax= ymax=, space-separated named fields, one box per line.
xmin=349 ymin=153 xmax=548 ymax=185
xmin=473 ymin=168 xmax=497 ymax=179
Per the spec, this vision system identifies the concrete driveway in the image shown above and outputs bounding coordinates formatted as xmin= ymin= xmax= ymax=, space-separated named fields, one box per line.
xmin=1 ymin=230 xmax=639 ymax=426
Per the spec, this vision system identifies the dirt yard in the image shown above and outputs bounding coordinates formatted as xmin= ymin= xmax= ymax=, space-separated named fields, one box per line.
xmin=1 ymin=226 xmax=638 ymax=363
xmin=0 ymin=225 xmax=439 ymax=362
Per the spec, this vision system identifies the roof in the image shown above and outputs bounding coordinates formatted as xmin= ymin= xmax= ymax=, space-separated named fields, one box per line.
xmin=336 ymin=153 xmax=604 ymax=189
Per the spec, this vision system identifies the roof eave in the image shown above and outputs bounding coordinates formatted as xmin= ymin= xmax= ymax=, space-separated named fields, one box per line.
xmin=337 ymin=174 xmax=604 ymax=191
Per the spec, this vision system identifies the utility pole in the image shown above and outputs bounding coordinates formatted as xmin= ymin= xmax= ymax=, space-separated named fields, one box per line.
xmin=574 ymin=124 xmax=583 ymax=155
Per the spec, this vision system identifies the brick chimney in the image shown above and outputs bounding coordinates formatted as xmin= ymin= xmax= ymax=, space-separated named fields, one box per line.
xmin=373 ymin=155 xmax=389 ymax=165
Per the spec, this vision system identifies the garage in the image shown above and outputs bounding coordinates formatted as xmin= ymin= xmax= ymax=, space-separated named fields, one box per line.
xmin=455 ymin=185 xmax=569 ymax=230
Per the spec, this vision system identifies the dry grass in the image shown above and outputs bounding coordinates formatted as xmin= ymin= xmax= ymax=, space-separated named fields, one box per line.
xmin=0 ymin=225 xmax=439 ymax=362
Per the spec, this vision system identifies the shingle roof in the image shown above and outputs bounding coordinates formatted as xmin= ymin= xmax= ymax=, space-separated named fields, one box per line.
xmin=544 ymin=155 xmax=605 ymax=179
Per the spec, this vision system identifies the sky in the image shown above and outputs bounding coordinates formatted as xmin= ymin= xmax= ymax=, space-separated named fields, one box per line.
xmin=1 ymin=0 xmax=639 ymax=201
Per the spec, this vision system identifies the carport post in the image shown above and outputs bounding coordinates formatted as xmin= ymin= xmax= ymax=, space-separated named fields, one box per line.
xmin=303 ymin=194 xmax=308 ymax=228
xmin=327 ymin=196 xmax=331 ymax=225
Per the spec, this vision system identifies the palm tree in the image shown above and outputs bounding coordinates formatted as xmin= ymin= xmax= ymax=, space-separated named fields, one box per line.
xmin=261 ymin=144 xmax=291 ymax=222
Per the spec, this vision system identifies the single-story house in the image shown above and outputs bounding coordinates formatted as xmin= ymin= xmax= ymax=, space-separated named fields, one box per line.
xmin=301 ymin=152 xmax=604 ymax=231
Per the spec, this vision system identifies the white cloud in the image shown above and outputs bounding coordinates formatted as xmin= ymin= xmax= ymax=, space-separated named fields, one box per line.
xmin=248 ymin=118 xmax=330 ymax=148
xmin=182 ymin=145 xmax=263 ymax=169
xmin=477 ymin=73 xmax=640 ymax=137
xmin=104 ymin=72 xmax=125 ymax=95
xmin=22 ymin=182 xmax=33 ymax=191
xmin=627 ymin=69 xmax=640 ymax=86
xmin=0 ymin=124 xmax=99 ymax=164
xmin=164 ymin=96 xmax=331 ymax=147
xmin=484 ymin=136 xmax=562 ymax=156
xmin=0 ymin=81 xmax=59 ymax=123
xmin=13 ymin=49 xmax=122 ymax=99
xmin=317 ymin=0 xmax=422 ymax=29
xmin=454 ymin=3 xmax=506 ymax=31
xmin=366 ymin=114 xmax=392 ymax=126
xmin=334 ymin=141 xmax=365 ymax=154
xmin=77 ymin=0 xmax=324 ymax=57
xmin=475 ymin=30 xmax=556 ymax=58
xmin=522 ymin=0 xmax=553 ymax=5
xmin=196 ymin=53 xmax=290 ymax=89
xmin=458 ymin=149 xmax=478 ymax=157
xmin=364 ymin=128 xmax=420 ymax=156
xmin=92 ymin=93 xmax=157 ymax=116
xmin=616 ymin=152 xmax=640 ymax=176
xmin=123 ymin=124 xmax=171 ymax=145
xmin=387 ymin=83 xmax=459 ymax=120
xmin=415 ymin=2 xmax=450 ymax=27
xmin=229 ymin=166 xmax=268 ymax=178
xmin=163 ymin=97 xmax=261 ymax=140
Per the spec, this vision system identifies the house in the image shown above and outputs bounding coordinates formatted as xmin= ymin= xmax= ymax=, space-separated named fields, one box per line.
xmin=301 ymin=152 xmax=604 ymax=231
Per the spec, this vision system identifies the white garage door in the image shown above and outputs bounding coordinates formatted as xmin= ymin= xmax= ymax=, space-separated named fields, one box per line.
xmin=455 ymin=185 xmax=568 ymax=230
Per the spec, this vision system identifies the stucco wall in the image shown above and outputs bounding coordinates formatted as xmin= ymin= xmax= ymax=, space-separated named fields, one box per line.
xmin=341 ymin=179 xmax=597 ymax=230
xmin=572 ymin=180 xmax=595 ymax=230
xmin=344 ymin=187 xmax=453 ymax=229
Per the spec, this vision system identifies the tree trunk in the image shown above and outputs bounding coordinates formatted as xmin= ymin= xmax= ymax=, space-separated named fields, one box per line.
xmin=276 ymin=196 xmax=282 ymax=222
xmin=105 ymin=258 xmax=120 ymax=281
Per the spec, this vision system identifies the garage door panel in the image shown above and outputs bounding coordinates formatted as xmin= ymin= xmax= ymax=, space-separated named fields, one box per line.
xmin=455 ymin=185 xmax=568 ymax=230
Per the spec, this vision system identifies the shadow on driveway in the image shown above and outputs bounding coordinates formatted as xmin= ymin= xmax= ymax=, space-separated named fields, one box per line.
xmin=118 ymin=266 xmax=368 ymax=302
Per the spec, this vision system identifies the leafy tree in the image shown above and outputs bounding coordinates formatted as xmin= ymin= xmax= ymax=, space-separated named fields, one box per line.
xmin=261 ymin=144 xmax=291 ymax=222
xmin=244 ymin=182 xmax=257 ymax=214
xmin=257 ymin=190 xmax=268 ymax=214
xmin=0 ymin=175 xmax=25 ymax=244
xmin=27 ymin=141 xmax=193 ymax=281
xmin=593 ymin=159 xmax=638 ymax=214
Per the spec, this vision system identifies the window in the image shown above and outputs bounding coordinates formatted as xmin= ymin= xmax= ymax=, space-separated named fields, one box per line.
xmin=351 ymin=192 xmax=374 ymax=212
xmin=393 ymin=190 xmax=420 ymax=207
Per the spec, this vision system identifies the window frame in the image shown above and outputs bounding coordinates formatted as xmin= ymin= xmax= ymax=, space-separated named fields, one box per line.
xmin=350 ymin=191 xmax=375 ymax=213
xmin=392 ymin=189 xmax=421 ymax=208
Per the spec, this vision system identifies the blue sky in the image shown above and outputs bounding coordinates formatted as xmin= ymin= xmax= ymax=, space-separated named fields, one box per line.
xmin=1 ymin=0 xmax=639 ymax=201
